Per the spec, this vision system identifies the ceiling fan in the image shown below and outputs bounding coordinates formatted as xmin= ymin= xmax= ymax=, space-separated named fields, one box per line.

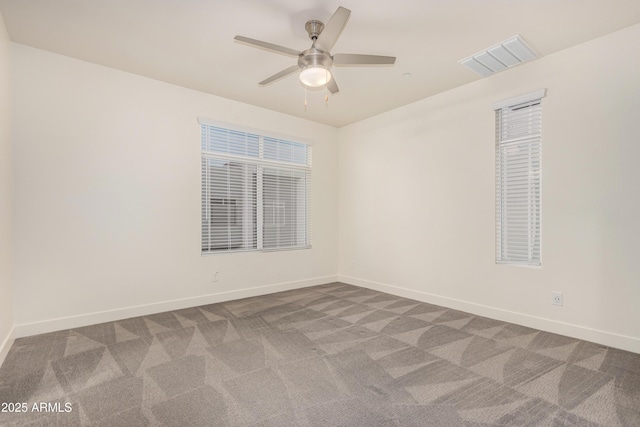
xmin=234 ymin=6 xmax=396 ymax=94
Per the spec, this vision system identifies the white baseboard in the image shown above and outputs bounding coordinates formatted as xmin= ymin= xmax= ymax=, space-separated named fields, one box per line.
xmin=13 ymin=275 xmax=339 ymax=339
xmin=340 ymin=275 xmax=640 ymax=354
xmin=0 ymin=327 xmax=15 ymax=367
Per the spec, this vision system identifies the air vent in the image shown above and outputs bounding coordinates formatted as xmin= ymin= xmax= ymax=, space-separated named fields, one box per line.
xmin=459 ymin=35 xmax=537 ymax=77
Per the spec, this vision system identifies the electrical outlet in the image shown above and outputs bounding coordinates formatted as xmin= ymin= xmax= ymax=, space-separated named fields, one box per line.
xmin=212 ymin=272 xmax=219 ymax=282
xmin=551 ymin=292 xmax=563 ymax=306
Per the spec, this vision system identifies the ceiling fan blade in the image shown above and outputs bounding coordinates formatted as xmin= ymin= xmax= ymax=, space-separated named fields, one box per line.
xmin=259 ymin=65 xmax=300 ymax=86
xmin=333 ymin=53 xmax=396 ymax=65
xmin=315 ymin=6 xmax=351 ymax=52
xmin=327 ymin=78 xmax=339 ymax=94
xmin=234 ymin=35 xmax=301 ymax=57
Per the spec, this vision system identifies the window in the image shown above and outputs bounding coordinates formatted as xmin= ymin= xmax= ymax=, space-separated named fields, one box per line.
xmin=200 ymin=119 xmax=312 ymax=253
xmin=494 ymin=89 xmax=545 ymax=266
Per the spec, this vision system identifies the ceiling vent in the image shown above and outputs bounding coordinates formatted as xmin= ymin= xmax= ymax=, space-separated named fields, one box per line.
xmin=459 ymin=35 xmax=537 ymax=77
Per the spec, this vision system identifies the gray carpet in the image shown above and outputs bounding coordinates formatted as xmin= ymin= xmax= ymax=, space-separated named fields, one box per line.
xmin=1 ymin=282 xmax=639 ymax=426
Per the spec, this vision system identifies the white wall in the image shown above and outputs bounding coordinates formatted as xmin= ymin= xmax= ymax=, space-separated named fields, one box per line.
xmin=0 ymin=11 xmax=14 ymax=363
xmin=11 ymin=44 xmax=339 ymax=334
xmin=8 ymin=22 xmax=640 ymax=354
xmin=338 ymin=23 xmax=640 ymax=352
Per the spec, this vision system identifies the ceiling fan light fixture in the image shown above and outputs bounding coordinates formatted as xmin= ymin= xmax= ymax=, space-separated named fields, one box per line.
xmin=235 ymin=6 xmax=395 ymax=97
xmin=299 ymin=66 xmax=332 ymax=87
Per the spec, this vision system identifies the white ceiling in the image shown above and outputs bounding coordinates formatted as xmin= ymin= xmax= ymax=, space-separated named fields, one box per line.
xmin=1 ymin=0 xmax=640 ymax=127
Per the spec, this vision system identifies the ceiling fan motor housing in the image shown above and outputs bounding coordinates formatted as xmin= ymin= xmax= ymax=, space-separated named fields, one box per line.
xmin=298 ymin=48 xmax=333 ymax=70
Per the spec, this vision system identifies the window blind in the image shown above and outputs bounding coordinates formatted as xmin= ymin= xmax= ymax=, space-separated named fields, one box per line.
xmin=495 ymin=95 xmax=543 ymax=266
xmin=200 ymin=121 xmax=312 ymax=253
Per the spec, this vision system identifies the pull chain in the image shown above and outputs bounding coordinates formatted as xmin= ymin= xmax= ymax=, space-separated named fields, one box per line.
xmin=325 ymin=70 xmax=329 ymax=107
xmin=304 ymin=86 xmax=308 ymax=111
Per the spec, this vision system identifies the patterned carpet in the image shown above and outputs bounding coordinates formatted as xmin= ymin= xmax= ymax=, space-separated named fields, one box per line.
xmin=1 ymin=282 xmax=639 ymax=426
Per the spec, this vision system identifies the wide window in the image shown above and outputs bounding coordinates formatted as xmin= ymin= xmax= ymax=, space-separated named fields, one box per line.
xmin=200 ymin=119 xmax=312 ymax=253
xmin=494 ymin=89 xmax=545 ymax=266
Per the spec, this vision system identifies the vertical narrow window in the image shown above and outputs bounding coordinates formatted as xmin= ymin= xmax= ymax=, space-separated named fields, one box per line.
xmin=200 ymin=119 xmax=312 ymax=254
xmin=493 ymin=89 xmax=545 ymax=266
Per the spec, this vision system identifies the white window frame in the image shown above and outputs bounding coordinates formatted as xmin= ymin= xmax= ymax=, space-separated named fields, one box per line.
xmin=493 ymin=89 xmax=546 ymax=267
xmin=199 ymin=118 xmax=312 ymax=254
